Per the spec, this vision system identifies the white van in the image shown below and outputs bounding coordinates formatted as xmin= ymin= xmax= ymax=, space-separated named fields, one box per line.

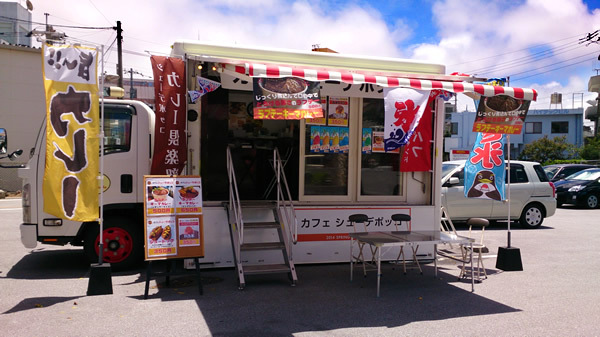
xmin=441 ymin=160 xmax=556 ymax=228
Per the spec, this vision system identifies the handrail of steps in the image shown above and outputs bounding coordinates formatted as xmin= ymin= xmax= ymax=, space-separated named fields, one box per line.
xmin=226 ymin=146 xmax=244 ymax=258
xmin=272 ymin=147 xmax=298 ymax=247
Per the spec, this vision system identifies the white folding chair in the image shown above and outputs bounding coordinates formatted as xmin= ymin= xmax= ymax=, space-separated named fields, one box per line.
xmin=349 ymin=214 xmax=377 ymax=278
xmin=459 ymin=217 xmax=490 ymax=281
xmin=391 ymin=214 xmax=422 ymax=274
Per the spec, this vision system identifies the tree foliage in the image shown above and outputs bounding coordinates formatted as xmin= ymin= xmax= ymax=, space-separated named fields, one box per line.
xmin=518 ymin=135 xmax=580 ymax=165
xmin=581 ymin=136 xmax=600 ymax=160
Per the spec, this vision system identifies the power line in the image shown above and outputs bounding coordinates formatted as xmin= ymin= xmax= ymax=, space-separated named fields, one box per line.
xmin=0 ymin=15 xmax=113 ymax=30
xmin=512 ymin=56 xmax=598 ymax=82
xmin=449 ymin=32 xmax=585 ymax=67
xmin=509 ymin=49 xmax=599 ymax=77
xmin=464 ymin=40 xmax=584 ymax=75
xmin=87 ymin=0 xmax=113 ymax=26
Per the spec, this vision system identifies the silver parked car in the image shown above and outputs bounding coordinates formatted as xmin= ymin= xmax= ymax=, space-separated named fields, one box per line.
xmin=442 ymin=160 xmax=556 ymax=229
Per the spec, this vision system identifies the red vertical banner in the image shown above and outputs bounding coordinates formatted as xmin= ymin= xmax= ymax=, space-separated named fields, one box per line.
xmin=400 ymin=94 xmax=434 ymax=172
xmin=150 ymin=56 xmax=187 ymax=175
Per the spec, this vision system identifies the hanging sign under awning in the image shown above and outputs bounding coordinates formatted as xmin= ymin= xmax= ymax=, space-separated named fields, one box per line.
xmin=252 ymin=77 xmax=323 ymax=119
xmin=473 ymin=95 xmax=531 ymax=134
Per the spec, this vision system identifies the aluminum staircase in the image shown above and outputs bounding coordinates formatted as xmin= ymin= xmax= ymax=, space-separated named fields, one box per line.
xmin=226 ymin=146 xmax=298 ymax=289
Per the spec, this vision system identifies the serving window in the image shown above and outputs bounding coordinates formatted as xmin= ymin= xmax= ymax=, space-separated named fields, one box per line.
xmin=358 ymin=98 xmax=403 ymax=199
xmin=301 ymin=96 xmax=351 ymax=200
xmin=299 ymin=96 xmax=408 ymax=203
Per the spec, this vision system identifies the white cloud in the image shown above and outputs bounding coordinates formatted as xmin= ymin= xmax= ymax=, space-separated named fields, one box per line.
xmin=27 ymin=0 xmax=600 ymax=114
xmin=413 ymin=0 xmax=600 ymax=79
xmin=30 ymin=0 xmax=413 ymax=74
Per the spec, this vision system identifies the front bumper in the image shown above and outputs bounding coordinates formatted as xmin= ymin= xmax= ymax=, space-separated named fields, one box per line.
xmin=556 ymin=192 xmax=580 ymax=205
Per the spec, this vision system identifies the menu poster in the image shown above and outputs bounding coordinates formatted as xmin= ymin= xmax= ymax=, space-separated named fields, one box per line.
xmin=228 ymin=102 xmax=249 ymax=131
xmin=372 ymin=131 xmax=385 ymax=153
xmin=146 ymin=216 xmax=177 ymax=258
xmin=310 ymin=126 xmax=321 ymax=152
xmin=253 ymin=77 xmax=323 ymax=120
xmin=320 ymin=127 xmax=330 ymax=153
xmin=178 ymin=216 xmax=201 ymax=247
xmin=175 ymin=177 xmax=203 ymax=214
xmin=328 ymin=96 xmax=349 ymax=126
xmin=144 ymin=175 xmax=205 ymax=260
xmin=339 ymin=127 xmax=349 ymax=153
xmin=473 ymin=96 xmax=531 ymax=135
xmin=330 ymin=127 xmax=340 ymax=153
xmin=362 ymin=128 xmax=372 ymax=153
xmin=146 ymin=178 xmax=175 ymax=215
xmin=307 ymin=98 xmax=327 ymax=125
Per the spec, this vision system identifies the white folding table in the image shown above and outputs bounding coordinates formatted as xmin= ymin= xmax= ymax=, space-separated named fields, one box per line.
xmin=349 ymin=230 xmax=475 ymax=297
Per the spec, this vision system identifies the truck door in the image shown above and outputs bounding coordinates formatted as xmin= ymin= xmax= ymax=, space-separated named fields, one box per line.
xmin=101 ymin=104 xmax=139 ymax=204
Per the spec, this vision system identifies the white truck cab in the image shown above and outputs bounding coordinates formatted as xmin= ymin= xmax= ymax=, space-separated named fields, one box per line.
xmin=19 ymin=99 xmax=155 ymax=270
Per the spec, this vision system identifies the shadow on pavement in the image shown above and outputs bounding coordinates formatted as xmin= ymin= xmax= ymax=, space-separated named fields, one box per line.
xmin=141 ymin=263 xmax=520 ymax=335
xmin=2 ymin=296 xmax=82 ymax=314
xmin=5 ymin=250 xmax=519 ymax=334
xmin=4 ymin=248 xmax=145 ymax=280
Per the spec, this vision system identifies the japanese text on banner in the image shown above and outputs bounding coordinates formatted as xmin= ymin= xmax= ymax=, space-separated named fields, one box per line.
xmin=464 ymin=132 xmax=506 ymax=201
xmin=253 ymin=77 xmax=323 ymax=120
xmin=42 ymin=43 xmax=99 ymax=221
xmin=150 ymin=56 xmax=187 ymax=175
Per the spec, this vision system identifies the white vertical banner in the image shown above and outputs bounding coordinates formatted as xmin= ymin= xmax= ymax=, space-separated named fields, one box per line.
xmin=383 ymin=87 xmax=430 ymax=152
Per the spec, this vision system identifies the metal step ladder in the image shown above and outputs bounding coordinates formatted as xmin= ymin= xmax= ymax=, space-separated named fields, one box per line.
xmin=225 ymin=202 xmax=297 ymax=289
xmin=226 ymin=146 xmax=298 ymax=290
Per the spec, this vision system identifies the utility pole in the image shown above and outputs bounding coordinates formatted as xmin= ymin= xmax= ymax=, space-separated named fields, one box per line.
xmin=130 ymin=68 xmax=134 ymax=99
xmin=116 ymin=21 xmax=123 ymax=88
xmin=594 ymin=92 xmax=600 ymax=138
xmin=44 ymin=12 xmax=50 ymax=44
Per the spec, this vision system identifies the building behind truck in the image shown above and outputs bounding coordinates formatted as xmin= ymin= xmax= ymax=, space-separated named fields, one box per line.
xmin=0 ymin=43 xmax=45 ymax=192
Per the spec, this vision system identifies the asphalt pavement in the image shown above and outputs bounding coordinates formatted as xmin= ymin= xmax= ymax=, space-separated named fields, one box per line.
xmin=1 ymin=197 xmax=599 ymax=336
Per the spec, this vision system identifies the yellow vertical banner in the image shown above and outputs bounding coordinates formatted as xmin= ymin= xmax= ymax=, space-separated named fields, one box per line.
xmin=42 ymin=43 xmax=99 ymax=221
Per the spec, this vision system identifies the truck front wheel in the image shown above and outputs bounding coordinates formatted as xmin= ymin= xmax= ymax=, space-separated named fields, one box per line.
xmin=83 ymin=215 xmax=142 ymax=271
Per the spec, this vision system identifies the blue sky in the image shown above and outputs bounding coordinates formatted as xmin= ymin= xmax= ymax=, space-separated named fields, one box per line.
xmin=24 ymin=0 xmax=600 ymax=111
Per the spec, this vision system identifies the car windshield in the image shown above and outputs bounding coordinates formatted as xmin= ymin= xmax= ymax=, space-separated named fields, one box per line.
xmin=544 ymin=166 xmax=560 ymax=179
xmin=442 ymin=163 xmax=461 ymax=178
xmin=566 ymin=169 xmax=600 ymax=181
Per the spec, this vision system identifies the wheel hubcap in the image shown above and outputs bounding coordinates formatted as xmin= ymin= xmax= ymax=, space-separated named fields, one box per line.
xmin=588 ymin=196 xmax=598 ymax=208
xmin=94 ymin=227 xmax=133 ymax=263
xmin=526 ymin=208 xmax=541 ymax=225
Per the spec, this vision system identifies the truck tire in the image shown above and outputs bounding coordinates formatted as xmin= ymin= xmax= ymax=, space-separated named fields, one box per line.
xmin=519 ymin=204 xmax=544 ymax=229
xmin=83 ymin=215 xmax=142 ymax=271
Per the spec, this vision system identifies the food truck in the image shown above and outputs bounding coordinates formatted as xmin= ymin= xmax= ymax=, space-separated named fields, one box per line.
xmin=18 ymin=40 xmax=537 ymax=287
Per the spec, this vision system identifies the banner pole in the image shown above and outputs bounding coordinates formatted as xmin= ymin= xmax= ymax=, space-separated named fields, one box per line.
xmin=98 ymin=45 xmax=105 ymax=264
xmin=88 ymin=44 xmax=112 ymax=296
xmin=507 ymin=134 xmax=511 ymax=248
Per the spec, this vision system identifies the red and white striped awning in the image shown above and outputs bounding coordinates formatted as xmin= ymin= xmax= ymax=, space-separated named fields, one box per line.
xmin=221 ymin=62 xmax=538 ymax=101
